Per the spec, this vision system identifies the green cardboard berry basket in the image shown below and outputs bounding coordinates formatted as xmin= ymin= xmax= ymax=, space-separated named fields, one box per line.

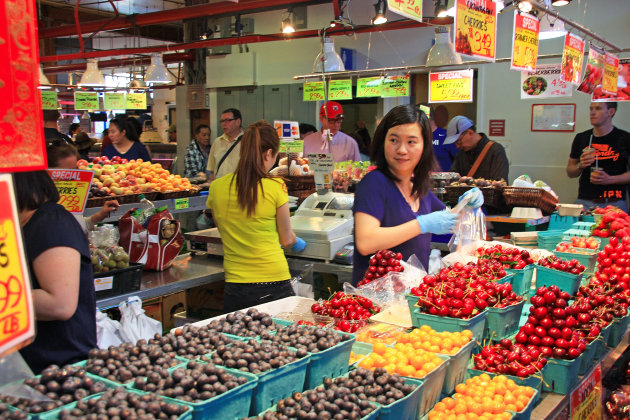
xmin=254 ymin=401 xmax=380 ymax=420
xmin=542 ymin=353 xmax=584 ymax=394
xmin=607 ymin=313 xmax=630 ymax=347
xmin=505 ymin=265 xmax=535 ymax=297
xmin=410 ymin=309 xmax=487 ymax=342
xmin=467 ymin=361 xmax=546 ymax=404
xmin=416 ymin=355 xmax=449 ymax=417
xmin=594 ymin=322 xmax=613 ymax=359
xmin=437 ymin=339 xmax=477 ymax=396
xmin=484 ymin=300 xmax=526 ymax=342
xmin=535 ymin=264 xmax=583 ymax=296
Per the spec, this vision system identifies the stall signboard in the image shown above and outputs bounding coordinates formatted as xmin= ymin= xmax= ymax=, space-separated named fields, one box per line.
xmin=74 ymin=92 xmax=99 ymax=110
xmin=429 ymin=70 xmax=474 ymax=103
xmin=454 ymin=0 xmax=497 ymax=61
xmin=280 ymin=140 xmax=304 ymax=154
xmin=303 ymin=82 xmax=325 ymax=101
xmin=0 ymin=174 xmax=35 ymax=357
xmin=511 ymin=12 xmax=539 ymax=71
xmin=521 ymin=64 xmax=571 ymax=99
xmin=387 ymin=0 xmax=422 ymax=22
xmin=381 ymin=76 xmax=410 ymax=98
xmin=561 ymin=33 xmax=585 ymax=85
xmin=356 ymin=77 xmax=382 ymax=97
xmin=126 ymin=93 xmax=147 ymax=110
xmin=0 ymin=0 xmax=47 ymax=172
xmin=602 ymin=52 xmax=619 ymax=95
xmin=104 ymin=93 xmax=126 ymax=110
xmin=593 ymin=59 xmax=630 ymax=102
xmin=577 ymin=44 xmax=605 ymax=95
xmin=273 ymin=121 xmax=300 ymax=139
xmin=40 ymin=91 xmax=58 ymax=110
xmin=327 ymin=79 xmax=352 ymax=100
xmin=308 ymin=153 xmax=334 ymax=190
xmin=570 ymin=363 xmax=602 ymax=420
xmin=47 ymin=169 xmax=94 ymax=214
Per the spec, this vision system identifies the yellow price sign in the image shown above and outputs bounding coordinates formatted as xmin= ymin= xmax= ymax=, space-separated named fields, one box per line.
xmin=74 ymin=92 xmax=99 ymax=110
xmin=356 ymin=77 xmax=382 ymax=98
xmin=40 ymin=91 xmax=58 ymax=110
xmin=429 ymin=70 xmax=474 ymax=103
xmin=126 ymin=93 xmax=147 ymax=109
xmin=602 ymin=52 xmax=619 ymax=95
xmin=561 ymin=33 xmax=585 ymax=85
xmin=571 ymin=364 xmax=602 ymax=420
xmin=327 ymin=79 xmax=352 ymax=100
xmin=381 ymin=76 xmax=410 ymax=98
xmin=104 ymin=93 xmax=126 ymax=110
xmin=47 ymin=170 xmax=94 ymax=214
xmin=454 ymin=0 xmax=497 ymax=61
xmin=511 ymin=12 xmax=539 ymax=71
xmin=303 ymin=82 xmax=325 ymax=101
xmin=387 ymin=0 xmax=422 ymax=22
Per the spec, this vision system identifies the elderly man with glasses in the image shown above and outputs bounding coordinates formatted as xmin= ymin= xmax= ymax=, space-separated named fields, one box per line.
xmin=207 ymin=108 xmax=245 ymax=181
xmin=303 ymin=101 xmax=361 ymax=162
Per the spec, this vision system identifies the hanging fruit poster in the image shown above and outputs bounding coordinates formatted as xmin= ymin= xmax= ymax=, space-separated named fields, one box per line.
xmin=602 ymin=52 xmax=619 ymax=96
xmin=454 ymin=0 xmax=497 ymax=61
xmin=592 ymin=59 xmax=630 ymax=102
xmin=560 ymin=33 xmax=585 ymax=85
xmin=521 ymin=64 xmax=571 ymax=99
xmin=577 ymin=44 xmax=605 ymax=94
xmin=511 ymin=12 xmax=540 ymax=71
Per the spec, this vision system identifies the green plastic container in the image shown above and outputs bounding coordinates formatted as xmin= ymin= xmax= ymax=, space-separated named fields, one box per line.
xmin=553 ymin=250 xmax=597 ymax=275
xmin=549 ymin=213 xmax=579 ymax=231
xmin=535 ymin=264 xmax=583 ymax=295
xmin=438 ymin=339 xmax=477 ymax=395
xmin=580 ymin=214 xmax=595 ymax=222
xmin=249 ymin=355 xmax=309 ymax=415
xmin=410 ymin=309 xmax=487 ymax=341
xmin=608 ymin=314 xmax=630 ymax=347
xmin=594 ymin=322 xmax=613 ymax=359
xmin=537 ymin=230 xmax=564 ymax=251
xmin=256 ymin=402 xmax=380 ymax=420
xmin=417 ymin=355 xmax=449 ymax=417
xmin=505 ymin=265 xmax=535 ymax=296
xmin=484 ymin=300 xmax=526 ymax=342
xmin=509 ymin=388 xmax=539 ymax=420
xmin=578 ymin=339 xmax=597 ymax=376
xmin=467 ymin=363 xmax=546 ymax=404
xmin=542 ymin=353 xmax=583 ymax=394
xmin=374 ymin=376 xmax=424 ymax=420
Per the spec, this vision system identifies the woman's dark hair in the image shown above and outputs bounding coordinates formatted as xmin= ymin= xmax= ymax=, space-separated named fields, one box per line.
xmin=109 ymin=118 xmax=139 ymax=142
xmin=370 ymin=104 xmax=434 ymax=198
xmin=46 ymin=143 xmax=79 ymax=168
xmin=126 ymin=117 xmax=143 ymax=138
xmin=13 ymin=171 xmax=60 ymax=212
xmin=68 ymin=123 xmax=81 ymax=136
xmin=232 ymin=120 xmax=280 ymax=216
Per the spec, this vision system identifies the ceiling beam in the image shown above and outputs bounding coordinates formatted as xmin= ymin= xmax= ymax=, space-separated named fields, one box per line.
xmin=42 ymin=52 xmax=194 ymax=74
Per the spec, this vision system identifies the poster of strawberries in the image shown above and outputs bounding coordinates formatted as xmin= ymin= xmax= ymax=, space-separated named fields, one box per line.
xmin=560 ymin=33 xmax=584 ymax=85
xmin=577 ymin=44 xmax=604 ymax=94
xmin=592 ymin=59 xmax=630 ymax=102
xmin=454 ymin=0 xmax=497 ymax=61
xmin=602 ymin=52 xmax=619 ymax=96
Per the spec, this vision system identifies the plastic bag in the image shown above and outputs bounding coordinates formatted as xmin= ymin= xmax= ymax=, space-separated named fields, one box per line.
xmin=428 ymin=249 xmax=443 ymax=275
xmin=449 ymin=207 xmax=486 ymax=254
xmin=119 ymin=297 xmax=162 ymax=344
xmin=89 ymin=224 xmax=120 ymax=248
xmin=96 ymin=311 xmax=124 ymax=349
xmin=289 ymin=261 xmax=314 ymax=299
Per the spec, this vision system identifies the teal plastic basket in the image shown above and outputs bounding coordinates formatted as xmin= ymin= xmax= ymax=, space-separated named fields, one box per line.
xmin=410 ymin=309 xmax=487 ymax=341
xmin=578 ymin=339 xmax=597 ymax=376
xmin=509 ymin=388 xmax=539 ymax=420
xmin=249 ymin=355 xmax=309 ymax=415
xmin=552 ymin=250 xmax=597 ymax=275
xmin=417 ymin=355 xmax=449 ymax=417
xmin=537 ymin=230 xmax=564 ymax=251
xmin=437 ymin=339 xmax=477 ymax=395
xmin=549 ymin=213 xmax=579 ymax=231
xmin=505 ymin=265 xmax=535 ymax=296
xmin=580 ymin=214 xmax=595 ymax=222
xmin=535 ymin=264 xmax=583 ymax=295
xmin=595 ymin=322 xmax=613 ymax=359
xmin=406 ymin=294 xmax=419 ymax=318
xmin=607 ymin=314 xmax=630 ymax=347
xmin=571 ymin=221 xmax=596 ymax=231
xmin=484 ymin=300 xmax=526 ymax=342
xmin=256 ymin=402 xmax=380 ymax=420
xmin=467 ymin=363 xmax=546 ymax=404
xmin=542 ymin=353 xmax=583 ymax=394
xmin=374 ymin=376 xmax=424 ymax=420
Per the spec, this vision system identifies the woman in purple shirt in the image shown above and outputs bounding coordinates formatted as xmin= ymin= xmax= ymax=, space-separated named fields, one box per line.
xmin=353 ymin=105 xmax=482 ymax=285
xmin=102 ymin=118 xmax=151 ymax=162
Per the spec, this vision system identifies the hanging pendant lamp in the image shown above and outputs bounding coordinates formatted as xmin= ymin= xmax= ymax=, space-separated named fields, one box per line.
xmin=144 ymin=53 xmax=172 ymax=85
xmin=78 ymin=59 xmax=105 ymax=87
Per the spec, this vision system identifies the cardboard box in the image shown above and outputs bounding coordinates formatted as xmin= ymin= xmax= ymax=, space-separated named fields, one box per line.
xmin=143 ymin=298 xmax=162 ymax=325
xmin=162 ymin=291 xmax=187 ymax=331
xmin=186 ymin=281 xmax=225 ymax=318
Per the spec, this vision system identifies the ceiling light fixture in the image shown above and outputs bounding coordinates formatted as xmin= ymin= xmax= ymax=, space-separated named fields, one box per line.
xmin=81 ymin=110 xmax=90 ymax=120
xmin=494 ymin=1 xmax=505 ymax=12
xmin=72 ymin=114 xmax=80 ymax=124
xmin=313 ymin=37 xmax=345 ymax=73
xmin=282 ymin=9 xmax=296 ymax=34
xmin=78 ymin=58 xmax=105 ymax=87
xmin=435 ymin=0 xmax=448 ymax=17
xmin=539 ymin=0 xmax=567 ymax=39
xmin=517 ymin=1 xmax=534 ymax=13
xmin=426 ymin=26 xmax=462 ymax=67
xmin=144 ymin=53 xmax=172 ymax=85
xmin=552 ymin=0 xmax=571 ymax=6
xmin=38 ymin=65 xmax=52 ymax=89
xmin=372 ymin=0 xmax=388 ymax=24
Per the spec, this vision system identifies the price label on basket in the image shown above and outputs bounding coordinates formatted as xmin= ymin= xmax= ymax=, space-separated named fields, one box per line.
xmin=308 ymin=153 xmax=334 ymax=190
xmin=570 ymin=363 xmax=602 ymax=419
xmin=94 ymin=276 xmax=114 ymax=292
xmin=174 ymin=197 xmax=189 ymax=210
xmin=47 ymin=169 xmax=94 ymax=214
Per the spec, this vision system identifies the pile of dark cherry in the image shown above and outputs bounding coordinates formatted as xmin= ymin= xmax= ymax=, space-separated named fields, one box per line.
xmin=357 ymin=249 xmax=404 ymax=286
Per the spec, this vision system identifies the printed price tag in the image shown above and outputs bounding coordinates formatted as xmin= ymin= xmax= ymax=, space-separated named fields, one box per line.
xmin=429 ymin=70 xmax=474 ymax=103
xmin=126 ymin=93 xmax=147 ymax=110
xmin=174 ymin=198 xmax=189 ymax=210
xmin=303 ymin=82 xmax=325 ymax=101
xmin=602 ymin=52 xmax=619 ymax=95
xmin=40 ymin=91 xmax=58 ymax=110
xmin=577 ymin=43 xmax=604 ymax=95
xmin=74 ymin=92 xmax=99 ymax=110
xmin=454 ymin=0 xmax=497 ymax=61
xmin=0 ymin=174 xmax=35 ymax=357
xmin=327 ymin=80 xmax=352 ymax=100
xmin=570 ymin=363 xmax=602 ymax=420
xmin=381 ymin=76 xmax=410 ymax=98
xmin=47 ymin=169 xmax=94 ymax=214
xmin=387 ymin=0 xmax=422 ymax=22
xmin=561 ymin=33 xmax=585 ymax=84
xmin=356 ymin=77 xmax=382 ymax=98
xmin=104 ymin=93 xmax=126 ymax=110
xmin=94 ymin=276 xmax=114 ymax=292
xmin=521 ymin=63 xmax=571 ymax=99
xmin=280 ymin=140 xmax=304 ymax=154
xmin=308 ymin=153 xmax=334 ymax=190
xmin=511 ymin=12 xmax=540 ymax=71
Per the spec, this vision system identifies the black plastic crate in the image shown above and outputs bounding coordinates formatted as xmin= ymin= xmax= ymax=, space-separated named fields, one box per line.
xmin=93 ymin=263 xmax=143 ymax=298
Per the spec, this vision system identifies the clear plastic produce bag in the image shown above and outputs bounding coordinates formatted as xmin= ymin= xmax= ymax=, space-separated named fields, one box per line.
xmin=88 ymin=224 xmax=120 ymax=248
xmin=96 ymin=311 xmax=124 ymax=349
xmin=449 ymin=207 xmax=486 ymax=254
xmin=119 ymin=296 xmax=162 ymax=343
xmin=289 ymin=261 xmax=314 ymax=299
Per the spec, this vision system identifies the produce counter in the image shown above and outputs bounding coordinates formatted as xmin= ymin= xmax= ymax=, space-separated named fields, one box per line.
xmin=85 ymin=195 xmax=208 ymax=223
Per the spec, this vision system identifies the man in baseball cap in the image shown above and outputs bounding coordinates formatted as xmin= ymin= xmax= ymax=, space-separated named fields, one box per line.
xmin=302 ymin=101 xmax=361 ymax=162
xmin=445 ymin=115 xmax=509 ymax=181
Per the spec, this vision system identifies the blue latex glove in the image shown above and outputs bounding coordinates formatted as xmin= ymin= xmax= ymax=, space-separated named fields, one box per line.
xmin=416 ymin=210 xmax=458 ymax=235
xmin=291 ymin=237 xmax=306 ymax=252
xmin=459 ymin=187 xmax=484 ymax=208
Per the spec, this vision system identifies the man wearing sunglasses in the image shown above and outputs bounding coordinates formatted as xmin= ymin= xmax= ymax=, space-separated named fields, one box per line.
xmin=303 ymin=101 xmax=361 ymax=162
xmin=207 ymin=108 xmax=244 ymax=181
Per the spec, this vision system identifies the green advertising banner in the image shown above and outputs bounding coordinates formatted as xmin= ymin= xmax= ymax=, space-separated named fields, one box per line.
xmin=104 ymin=93 xmax=126 ymax=110
xmin=280 ymin=140 xmax=304 ymax=154
xmin=40 ymin=91 xmax=58 ymax=110
xmin=381 ymin=76 xmax=410 ymax=98
xmin=74 ymin=92 xmax=99 ymax=110
xmin=327 ymin=79 xmax=352 ymax=100
xmin=356 ymin=77 xmax=382 ymax=98
xmin=303 ymin=81 xmax=325 ymax=101
xmin=126 ymin=93 xmax=147 ymax=109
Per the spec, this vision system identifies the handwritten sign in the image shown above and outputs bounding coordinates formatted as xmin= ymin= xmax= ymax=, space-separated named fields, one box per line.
xmin=387 ymin=0 xmax=422 ymax=22
xmin=40 ymin=91 xmax=58 ymax=110
xmin=454 ymin=0 xmax=497 ymax=61
xmin=381 ymin=76 xmax=410 ymax=98
xmin=74 ymin=92 xmax=99 ymax=110
xmin=521 ymin=63 xmax=571 ymax=99
xmin=429 ymin=70 xmax=474 ymax=103
xmin=0 ymin=174 xmax=35 ymax=357
xmin=47 ymin=169 xmax=94 ymax=214
xmin=602 ymin=52 xmax=619 ymax=95
xmin=356 ymin=77 xmax=382 ymax=98
xmin=308 ymin=153 xmax=334 ymax=190
xmin=280 ymin=140 xmax=304 ymax=154
xmin=577 ymin=43 xmax=605 ymax=95
xmin=328 ymin=79 xmax=352 ymax=100
xmin=571 ymin=363 xmax=602 ymax=420
xmin=511 ymin=12 xmax=539 ymax=71
xmin=104 ymin=93 xmax=126 ymax=110
xmin=561 ymin=33 xmax=585 ymax=84
xmin=174 ymin=198 xmax=189 ymax=210
xmin=303 ymin=82 xmax=325 ymax=101
xmin=126 ymin=93 xmax=147 ymax=110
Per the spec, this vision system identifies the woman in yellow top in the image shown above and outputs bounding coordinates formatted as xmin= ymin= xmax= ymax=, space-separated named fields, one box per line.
xmin=207 ymin=120 xmax=306 ymax=312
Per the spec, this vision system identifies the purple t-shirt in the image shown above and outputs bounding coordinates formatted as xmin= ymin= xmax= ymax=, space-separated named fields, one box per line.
xmin=103 ymin=141 xmax=151 ymax=162
xmin=303 ymin=130 xmax=361 ymax=162
xmin=352 ymin=169 xmax=445 ymax=285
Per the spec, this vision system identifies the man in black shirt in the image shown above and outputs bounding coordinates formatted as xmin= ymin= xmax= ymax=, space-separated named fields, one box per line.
xmin=43 ymin=110 xmax=73 ymax=146
xmin=567 ymin=102 xmax=630 ymax=211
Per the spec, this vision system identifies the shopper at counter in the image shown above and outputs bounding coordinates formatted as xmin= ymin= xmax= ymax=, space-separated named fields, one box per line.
xmin=445 ymin=116 xmax=509 ymax=181
xmin=303 ymin=101 xmax=361 ymax=162
xmin=567 ymin=102 xmax=630 ymax=211
xmin=14 ymin=171 xmax=97 ymax=374
xmin=102 ymin=118 xmax=151 ymax=162
xmin=43 ymin=110 xmax=73 ymax=147
xmin=184 ymin=124 xmax=211 ymax=180
xmin=68 ymin=123 xmax=82 ymax=139
xmin=424 ymin=104 xmax=457 ymax=172
xmin=352 ymin=105 xmax=483 ymax=286
xmin=207 ymin=108 xmax=244 ymax=181
xmin=207 ymin=120 xmax=305 ymax=311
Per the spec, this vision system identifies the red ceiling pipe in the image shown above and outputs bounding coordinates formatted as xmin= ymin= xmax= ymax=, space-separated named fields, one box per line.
xmin=42 ymin=52 xmax=194 ymax=74
xmin=39 ymin=0 xmax=328 ymax=39
xmin=40 ymin=19 xmax=430 ymax=64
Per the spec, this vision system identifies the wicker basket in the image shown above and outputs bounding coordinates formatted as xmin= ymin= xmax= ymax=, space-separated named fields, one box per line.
xmin=444 ymin=185 xmax=474 ymax=205
xmin=502 ymin=186 xmax=559 ymax=214
xmin=444 ymin=186 xmax=506 ymax=208
xmin=284 ymin=175 xmax=315 ymax=191
xmin=85 ymin=196 xmax=108 ymax=208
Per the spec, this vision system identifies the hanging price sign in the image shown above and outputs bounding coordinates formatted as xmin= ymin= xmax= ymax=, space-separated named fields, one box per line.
xmin=429 ymin=70 xmax=474 ymax=103
xmin=303 ymin=82 xmax=325 ymax=101
xmin=126 ymin=93 xmax=147 ymax=110
xmin=47 ymin=169 xmax=94 ymax=214
xmin=511 ymin=12 xmax=539 ymax=71
xmin=577 ymin=44 xmax=605 ymax=95
xmin=356 ymin=77 xmax=382 ymax=98
xmin=0 ymin=174 xmax=35 ymax=357
xmin=40 ymin=91 xmax=58 ymax=110
xmin=602 ymin=52 xmax=619 ymax=95
xmin=327 ymin=79 xmax=352 ymax=100
xmin=381 ymin=76 xmax=410 ymax=98
xmin=388 ymin=0 xmax=422 ymax=22
xmin=570 ymin=364 xmax=602 ymax=420
xmin=74 ymin=92 xmax=99 ymax=110
xmin=104 ymin=93 xmax=126 ymax=110
xmin=521 ymin=64 xmax=571 ymax=99
xmin=454 ymin=0 xmax=497 ymax=61
xmin=561 ymin=33 xmax=585 ymax=84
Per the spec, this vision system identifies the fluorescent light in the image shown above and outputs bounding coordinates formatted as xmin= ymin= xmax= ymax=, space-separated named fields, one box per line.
xmin=552 ymin=0 xmax=571 ymax=6
xmin=539 ymin=13 xmax=567 ymax=39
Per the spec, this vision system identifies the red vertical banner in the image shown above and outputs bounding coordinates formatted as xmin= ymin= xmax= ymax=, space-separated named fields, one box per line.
xmin=511 ymin=12 xmax=540 ymax=71
xmin=454 ymin=0 xmax=497 ymax=61
xmin=0 ymin=0 xmax=47 ymax=172
xmin=602 ymin=53 xmax=619 ymax=96
xmin=561 ymin=33 xmax=585 ymax=84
